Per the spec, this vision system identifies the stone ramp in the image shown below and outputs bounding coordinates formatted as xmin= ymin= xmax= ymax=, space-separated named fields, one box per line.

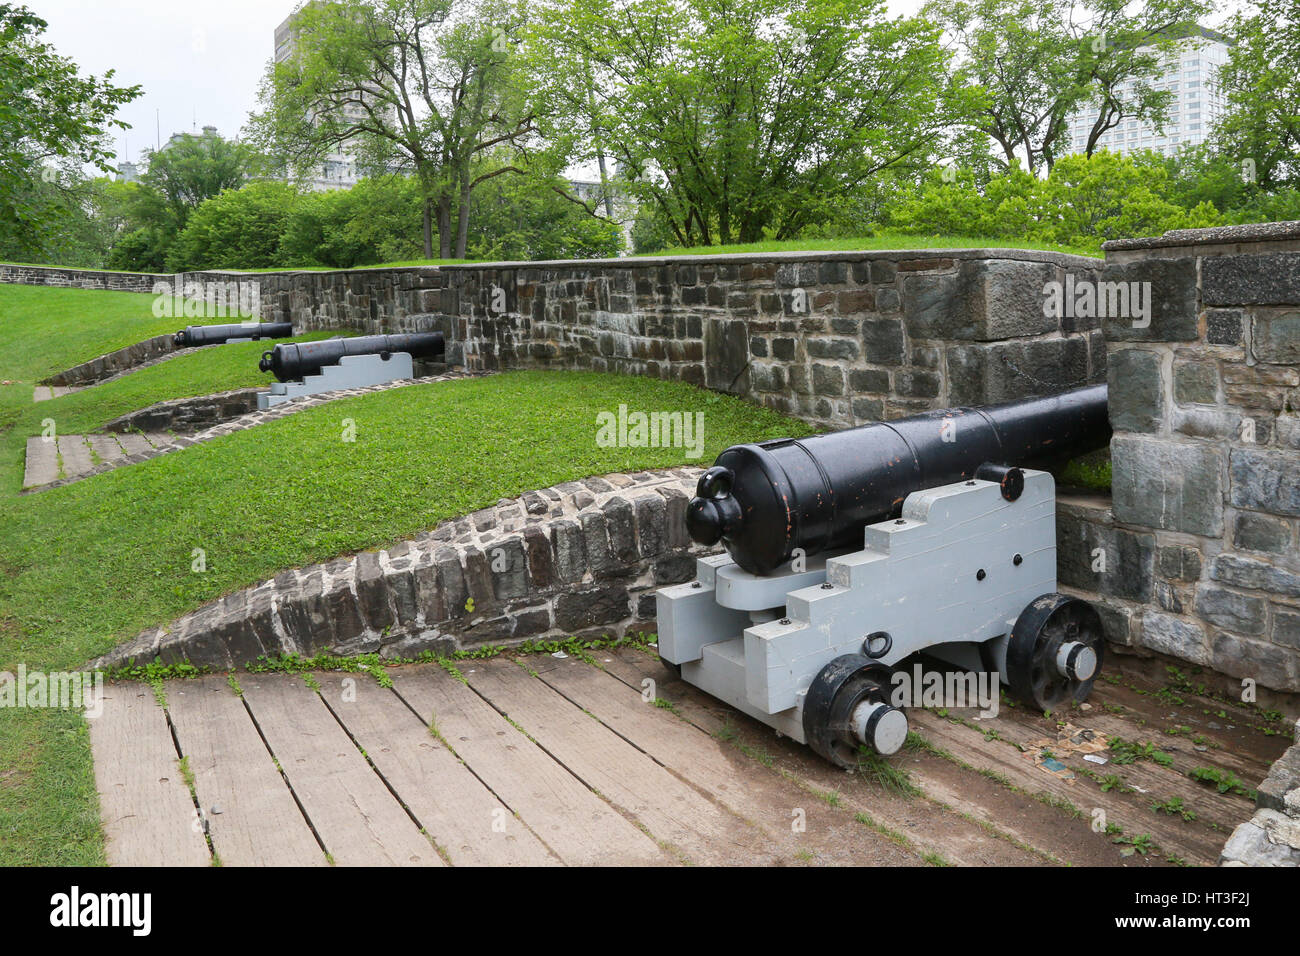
xmin=87 ymin=648 xmax=1286 ymax=867
xmin=22 ymin=432 xmax=174 ymax=490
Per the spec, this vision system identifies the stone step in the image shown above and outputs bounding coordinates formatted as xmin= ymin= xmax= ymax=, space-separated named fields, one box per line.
xmin=21 ymin=432 xmax=175 ymax=491
xmin=21 ymin=437 xmax=60 ymax=489
xmin=32 ymin=385 xmax=79 ymax=402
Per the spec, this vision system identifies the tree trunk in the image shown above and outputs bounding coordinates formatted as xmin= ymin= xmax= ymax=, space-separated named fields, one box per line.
xmin=422 ymin=199 xmax=433 ymax=260
xmin=454 ymin=174 xmax=472 ymax=260
xmin=437 ymin=197 xmax=453 ymax=260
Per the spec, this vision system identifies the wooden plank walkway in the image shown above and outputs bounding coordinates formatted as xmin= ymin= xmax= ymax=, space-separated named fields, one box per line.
xmin=88 ymin=649 xmax=1288 ymax=867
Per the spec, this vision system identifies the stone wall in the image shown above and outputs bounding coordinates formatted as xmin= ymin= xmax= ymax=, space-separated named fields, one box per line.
xmin=93 ymin=468 xmax=708 ymax=671
xmin=0 ymin=263 xmax=163 ymax=293
xmin=1064 ymin=222 xmax=1300 ymax=693
xmin=7 ymin=252 xmax=1105 ymax=430
xmin=43 ymin=333 xmax=177 ymax=387
xmin=193 ymin=253 xmax=1111 ymax=430
xmin=104 ymin=388 xmax=264 ymax=434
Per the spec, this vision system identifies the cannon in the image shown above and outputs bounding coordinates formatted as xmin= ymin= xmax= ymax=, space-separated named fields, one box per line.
xmin=174 ymin=322 xmax=294 ymax=347
xmin=258 ymin=332 xmax=445 ymax=383
xmin=657 ymin=385 xmax=1111 ymax=767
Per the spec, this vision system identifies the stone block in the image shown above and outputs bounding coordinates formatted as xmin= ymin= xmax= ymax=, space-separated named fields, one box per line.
xmin=1233 ymin=512 xmax=1291 ymax=555
xmin=1230 ymin=447 xmax=1300 ymax=518
xmin=1173 ymin=360 xmax=1218 ymax=405
xmin=1111 ymin=436 xmax=1224 ymax=536
xmin=1252 ymin=310 xmax=1300 ymax=364
xmin=554 ymin=585 xmax=630 ymax=632
xmin=1203 ymin=253 xmax=1300 ymax=307
xmin=1141 ymin=611 xmax=1208 ymax=665
xmin=969 ymin=259 xmax=1059 ymax=339
xmin=861 ymin=319 xmax=906 ymax=364
xmin=1195 ymin=585 xmax=1267 ymax=635
xmin=1211 ymin=553 xmax=1300 ymax=599
xmin=1108 ymin=348 xmax=1165 ymax=432
xmin=1101 ymin=257 xmax=1199 ymax=342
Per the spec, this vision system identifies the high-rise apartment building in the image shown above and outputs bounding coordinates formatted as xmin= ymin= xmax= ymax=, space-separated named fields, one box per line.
xmin=1066 ymin=26 xmax=1231 ymax=158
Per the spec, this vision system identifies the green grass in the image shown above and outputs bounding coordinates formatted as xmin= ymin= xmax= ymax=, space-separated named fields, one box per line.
xmin=0 ymin=286 xmax=180 ymax=382
xmin=25 ymin=331 xmax=340 ymax=437
xmin=639 ymin=232 xmax=1102 ymax=259
xmin=0 ymin=284 xmax=814 ymax=865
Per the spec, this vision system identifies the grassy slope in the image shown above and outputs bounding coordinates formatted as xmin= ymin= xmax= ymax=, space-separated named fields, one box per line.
xmin=0 ymin=285 xmax=813 ymax=866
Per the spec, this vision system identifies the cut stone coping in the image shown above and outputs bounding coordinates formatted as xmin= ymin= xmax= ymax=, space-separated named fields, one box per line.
xmin=22 ymin=369 xmax=486 ymax=494
xmin=191 ymin=246 xmax=1103 ymax=277
xmin=1104 ymin=219 xmax=1300 ymax=252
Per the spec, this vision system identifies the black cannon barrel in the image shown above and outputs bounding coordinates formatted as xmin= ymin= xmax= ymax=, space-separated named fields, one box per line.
xmin=174 ymin=322 xmax=294 ymax=347
xmin=687 ymin=384 xmax=1110 ymax=576
xmin=258 ymin=332 xmax=445 ymax=383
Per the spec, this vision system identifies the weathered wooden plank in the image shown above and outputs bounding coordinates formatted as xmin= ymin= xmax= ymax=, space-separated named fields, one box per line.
xmin=600 ymin=648 xmax=1046 ymax=866
xmin=909 ymin=709 xmax=1222 ymax=865
xmin=166 ymin=676 xmax=324 ymax=866
xmin=531 ymin=654 xmax=927 ymax=866
xmin=88 ymin=684 xmax=210 ymax=867
xmin=951 ymin=703 xmax=1258 ymax=835
xmin=239 ymin=674 xmax=440 ymax=867
xmin=314 ymin=672 xmax=558 ymax=867
xmin=466 ymin=656 xmax=786 ymax=865
xmin=389 ymin=664 xmax=666 ymax=865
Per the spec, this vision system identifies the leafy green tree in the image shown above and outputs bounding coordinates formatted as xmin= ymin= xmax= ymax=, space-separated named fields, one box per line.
xmin=1213 ymin=0 xmax=1300 ymax=189
xmin=927 ymin=0 xmax=1210 ymax=175
xmin=464 ymin=160 xmax=623 ymax=260
xmin=0 ymin=4 xmax=139 ymax=260
xmin=884 ymin=150 xmax=1221 ymax=250
xmin=139 ymin=129 xmax=258 ymax=229
xmin=528 ymin=0 xmax=970 ymax=247
xmin=166 ymin=181 xmax=301 ymax=271
xmin=278 ymin=175 xmax=426 ymax=267
xmin=1032 ymin=150 xmax=1219 ymax=246
xmin=249 ymin=0 xmax=535 ymax=259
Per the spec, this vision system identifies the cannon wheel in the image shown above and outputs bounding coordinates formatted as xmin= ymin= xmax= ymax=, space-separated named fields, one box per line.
xmin=1006 ymin=593 xmax=1105 ymax=711
xmin=803 ymin=654 xmax=896 ymax=769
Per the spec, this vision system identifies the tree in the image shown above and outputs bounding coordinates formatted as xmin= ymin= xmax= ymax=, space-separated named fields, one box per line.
xmin=463 ymin=156 xmax=623 ymax=260
xmin=166 ymin=181 xmax=301 ymax=271
xmin=0 ymin=4 xmax=139 ymax=259
xmin=528 ymin=0 xmax=969 ymax=247
xmin=138 ymin=129 xmax=259 ymax=229
xmin=249 ymin=0 xmax=535 ymax=260
xmin=1213 ymin=0 xmax=1300 ymax=190
xmin=927 ymin=0 xmax=1210 ymax=175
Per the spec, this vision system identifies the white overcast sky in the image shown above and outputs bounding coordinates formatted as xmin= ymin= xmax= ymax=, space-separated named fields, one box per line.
xmin=31 ymin=0 xmax=1240 ymax=168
